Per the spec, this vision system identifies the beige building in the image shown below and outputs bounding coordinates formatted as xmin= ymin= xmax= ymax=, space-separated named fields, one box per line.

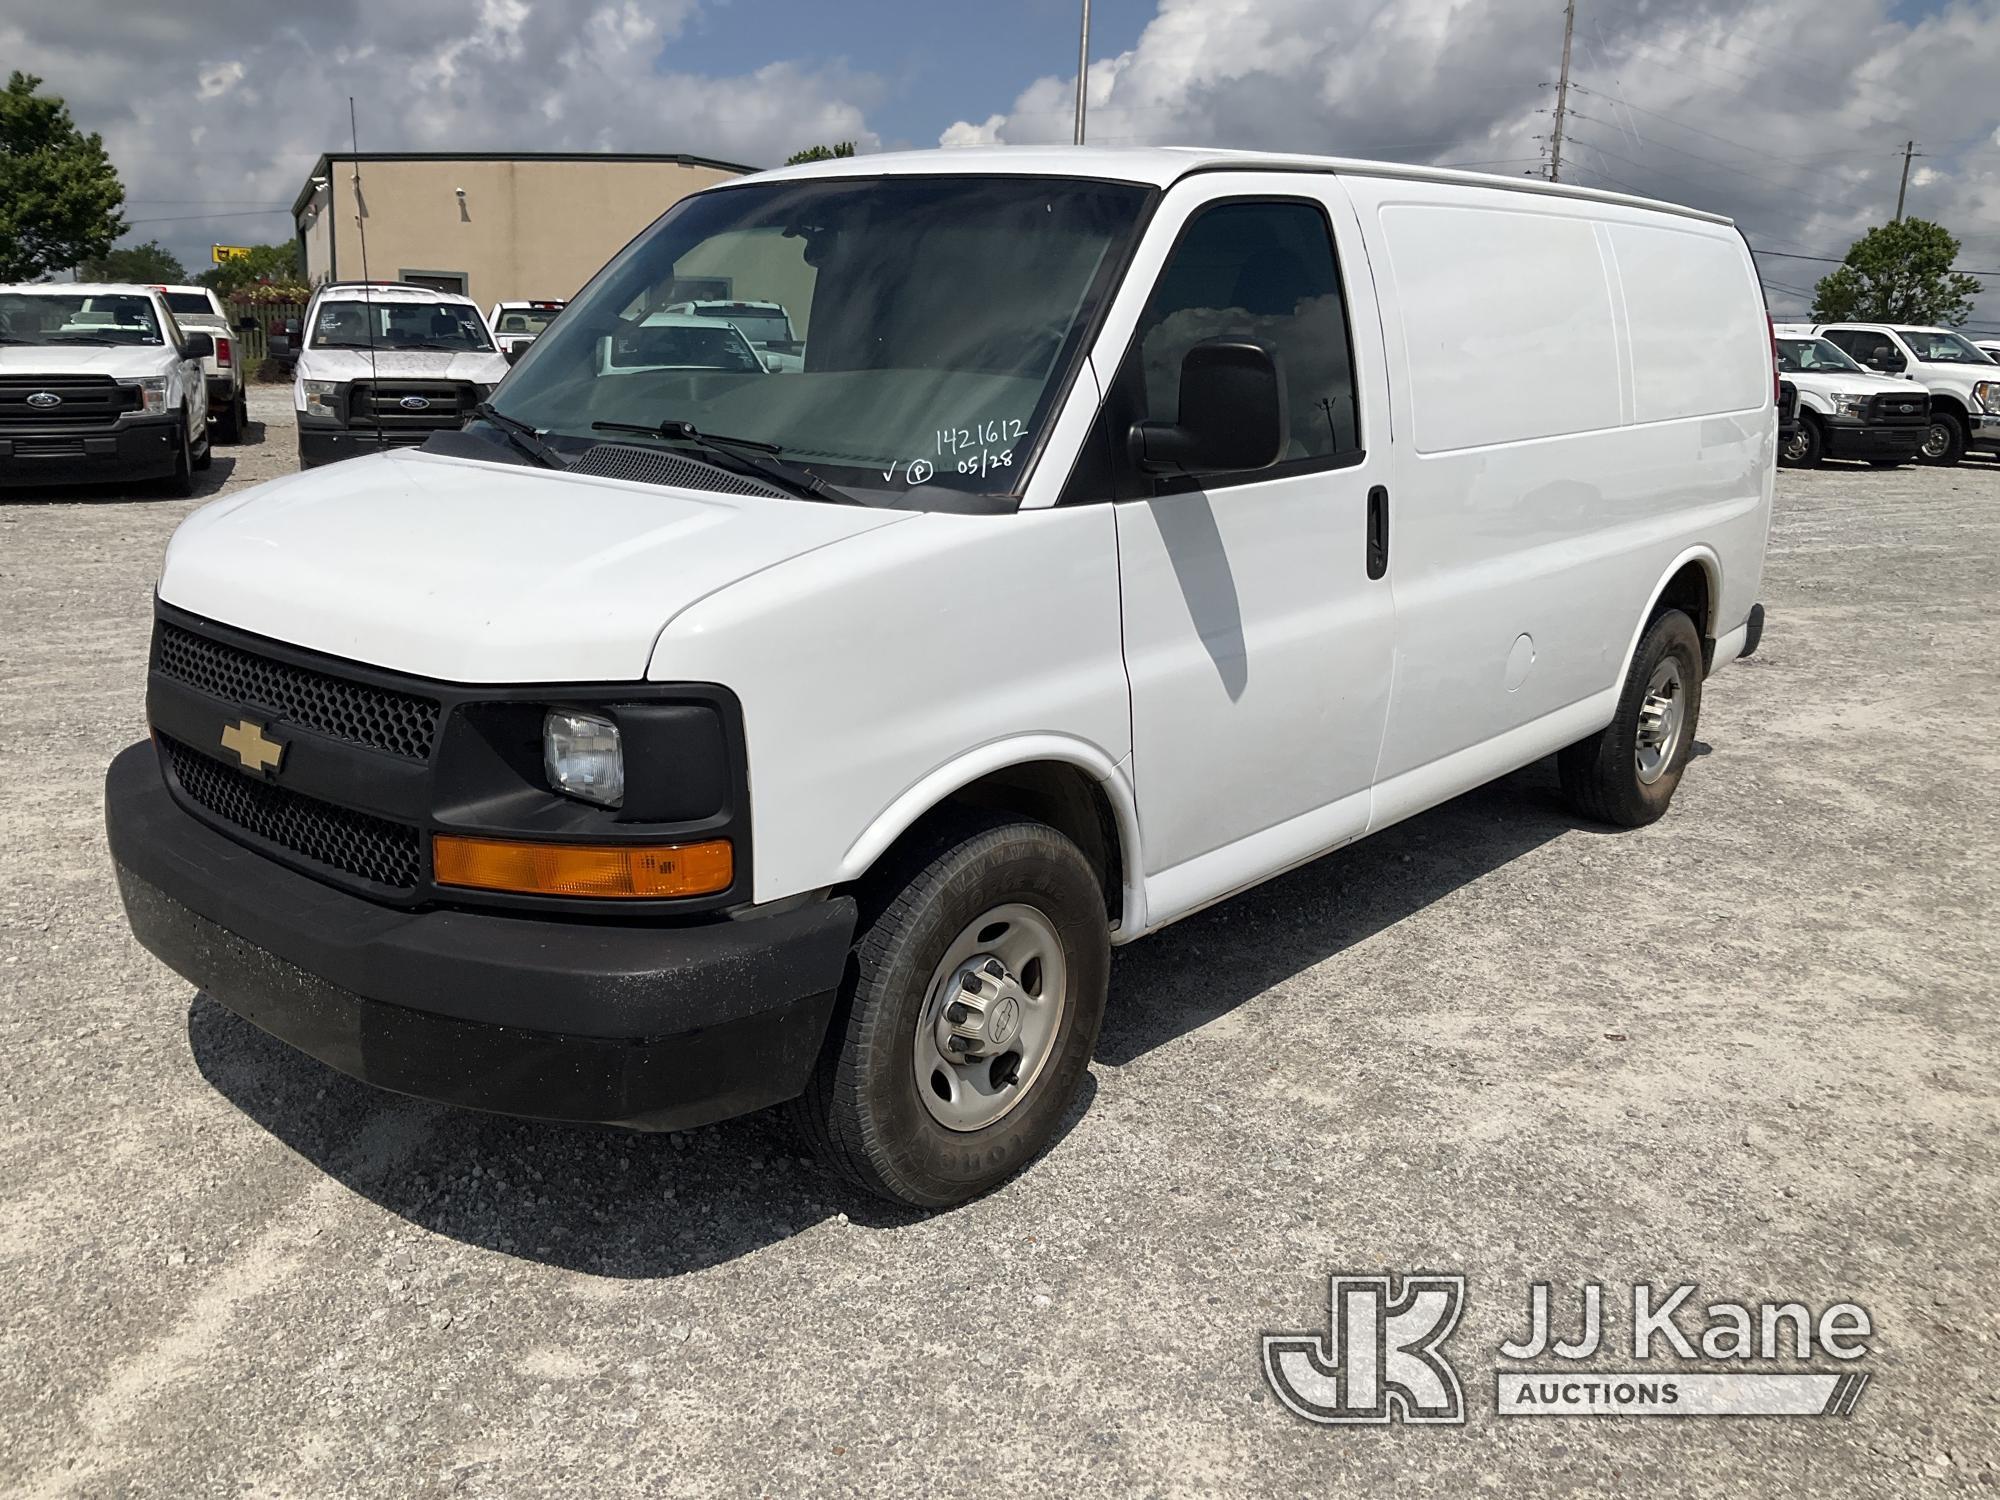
xmin=292 ymin=151 xmax=755 ymax=305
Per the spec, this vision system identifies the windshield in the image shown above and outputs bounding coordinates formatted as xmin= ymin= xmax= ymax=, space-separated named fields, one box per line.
xmin=0 ymin=292 xmax=164 ymax=346
xmin=1894 ymin=329 xmax=1994 ymax=364
xmin=162 ymin=292 xmax=215 ymax=317
xmin=493 ymin=307 xmax=561 ymax=337
xmin=310 ymin=298 xmax=494 ymax=351
xmin=494 ymin=174 xmax=1153 ymax=503
xmin=1776 ymin=337 xmax=1864 ymax=375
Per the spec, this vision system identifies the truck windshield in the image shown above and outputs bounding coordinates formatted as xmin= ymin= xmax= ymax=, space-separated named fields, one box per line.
xmin=494 ymin=306 xmax=562 ymax=337
xmin=0 ymin=292 xmax=164 ymax=346
xmin=493 ymin=174 xmax=1153 ymax=503
xmin=1894 ymin=329 xmax=1994 ymax=364
xmin=311 ymin=299 xmax=494 ymax=351
xmin=1775 ymin=337 xmax=1864 ymax=374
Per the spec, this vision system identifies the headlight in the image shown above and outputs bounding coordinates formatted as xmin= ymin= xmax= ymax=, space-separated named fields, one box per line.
xmin=1975 ymin=381 xmax=2000 ymax=415
xmin=300 ymin=379 xmax=340 ymax=418
xmin=134 ymin=377 xmax=169 ymax=413
xmin=1829 ymin=394 xmax=1868 ymax=419
xmin=543 ymin=710 xmax=623 ymax=807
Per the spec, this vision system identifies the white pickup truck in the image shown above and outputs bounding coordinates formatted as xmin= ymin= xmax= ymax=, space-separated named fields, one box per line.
xmin=157 ymin=285 xmax=248 ymax=443
xmin=1772 ymin=324 xmax=1930 ymax=467
xmin=0 ymin=283 xmax=212 ymax=493
xmin=107 ymin=148 xmax=1772 ymax=1208
xmin=1813 ymin=321 xmax=2000 ymax=464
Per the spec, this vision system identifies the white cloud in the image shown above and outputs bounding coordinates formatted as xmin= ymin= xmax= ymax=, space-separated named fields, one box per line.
xmin=944 ymin=0 xmax=2000 ymax=323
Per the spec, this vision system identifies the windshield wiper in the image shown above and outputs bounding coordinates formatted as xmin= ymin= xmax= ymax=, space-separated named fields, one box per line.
xmin=48 ymin=336 xmax=119 ymax=346
xmin=588 ymin=419 xmax=862 ymax=505
xmin=384 ymin=342 xmax=466 ymax=351
xmin=472 ymin=402 xmax=565 ymax=468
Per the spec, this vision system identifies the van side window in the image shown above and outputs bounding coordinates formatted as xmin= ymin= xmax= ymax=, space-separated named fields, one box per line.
xmin=1125 ymin=199 xmax=1360 ymax=471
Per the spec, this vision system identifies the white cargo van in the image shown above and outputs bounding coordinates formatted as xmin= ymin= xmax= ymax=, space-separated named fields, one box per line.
xmin=293 ymin=282 xmax=510 ymax=467
xmin=107 ymin=148 xmax=1773 ymax=1208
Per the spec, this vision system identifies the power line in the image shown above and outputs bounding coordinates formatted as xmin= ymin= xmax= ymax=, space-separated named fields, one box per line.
xmin=125 ymin=208 xmax=292 ymax=225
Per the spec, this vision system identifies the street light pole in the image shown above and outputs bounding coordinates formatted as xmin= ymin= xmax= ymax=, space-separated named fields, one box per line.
xmin=1074 ymin=0 xmax=1092 ymax=146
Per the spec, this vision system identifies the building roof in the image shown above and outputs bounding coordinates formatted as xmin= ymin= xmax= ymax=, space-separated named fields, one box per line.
xmin=292 ymin=150 xmax=758 ymax=218
xmin=742 ymin=145 xmax=1731 ymax=226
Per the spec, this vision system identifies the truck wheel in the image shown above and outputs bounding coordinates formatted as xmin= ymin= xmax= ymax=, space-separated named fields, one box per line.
xmin=192 ymin=419 xmax=212 ymax=472
xmin=1557 ymin=608 xmax=1704 ymax=828
xmin=214 ymin=392 xmax=242 ymax=444
xmin=1779 ymin=415 xmax=1822 ymax=468
xmin=1920 ymin=411 xmax=1966 ymax=466
xmin=162 ymin=415 xmax=195 ymax=497
xmin=794 ymin=813 xmax=1110 ymax=1209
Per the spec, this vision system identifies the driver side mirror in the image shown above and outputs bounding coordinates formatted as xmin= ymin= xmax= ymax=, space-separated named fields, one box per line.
xmin=1866 ymin=345 xmax=1904 ymax=372
xmin=504 ymin=339 xmax=533 ymax=365
xmin=183 ymin=332 xmax=214 ymax=359
xmin=1128 ymin=339 xmax=1287 ymax=476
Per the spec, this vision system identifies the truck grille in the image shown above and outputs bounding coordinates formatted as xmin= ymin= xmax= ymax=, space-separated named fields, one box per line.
xmin=162 ymin=735 xmax=422 ymax=890
xmin=0 ymin=374 xmax=137 ymax=429
xmin=346 ymin=379 xmax=476 ymax=433
xmin=153 ymin=622 xmax=441 ymax=762
xmin=1865 ymin=391 xmax=1929 ymax=426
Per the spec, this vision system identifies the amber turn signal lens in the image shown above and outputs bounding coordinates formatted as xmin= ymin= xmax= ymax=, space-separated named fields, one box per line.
xmin=433 ymin=834 xmax=732 ymax=899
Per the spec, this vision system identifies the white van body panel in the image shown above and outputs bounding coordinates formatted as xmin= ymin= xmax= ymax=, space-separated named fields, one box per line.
xmin=159 ymin=449 xmax=909 ymax=683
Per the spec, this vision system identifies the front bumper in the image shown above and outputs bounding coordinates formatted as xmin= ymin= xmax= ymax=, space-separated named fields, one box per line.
xmin=1972 ymin=413 xmax=2000 ymax=453
xmin=106 ymin=742 xmax=855 ymax=1130
xmin=0 ymin=415 xmax=180 ymax=487
xmin=1821 ymin=420 xmax=1926 ymax=461
xmin=297 ymin=422 xmax=435 ymax=468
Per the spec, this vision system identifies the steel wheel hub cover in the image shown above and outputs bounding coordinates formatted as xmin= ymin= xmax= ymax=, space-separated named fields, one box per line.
xmin=913 ymin=903 xmax=1067 ymax=1132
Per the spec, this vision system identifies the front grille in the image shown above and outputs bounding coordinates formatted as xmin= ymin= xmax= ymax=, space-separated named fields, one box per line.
xmin=346 ymin=380 xmax=475 ymax=432
xmin=153 ymin=622 xmax=441 ymax=762
xmin=0 ymin=374 xmax=137 ymax=429
xmin=163 ymin=735 xmax=422 ymax=890
xmin=6 ymin=436 xmax=87 ymax=458
xmin=1866 ymin=392 xmax=1929 ymax=426
xmin=569 ymin=442 xmax=789 ymax=498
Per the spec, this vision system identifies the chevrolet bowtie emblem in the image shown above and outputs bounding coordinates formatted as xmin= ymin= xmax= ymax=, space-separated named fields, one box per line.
xmin=219 ymin=718 xmax=285 ymax=778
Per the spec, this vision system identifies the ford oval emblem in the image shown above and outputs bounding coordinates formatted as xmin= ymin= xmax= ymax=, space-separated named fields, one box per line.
xmin=25 ymin=391 xmax=61 ymax=408
xmin=398 ymin=395 xmax=431 ymax=411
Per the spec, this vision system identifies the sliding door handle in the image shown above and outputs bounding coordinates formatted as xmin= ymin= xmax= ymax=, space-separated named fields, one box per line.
xmin=1366 ymin=485 xmax=1389 ymax=580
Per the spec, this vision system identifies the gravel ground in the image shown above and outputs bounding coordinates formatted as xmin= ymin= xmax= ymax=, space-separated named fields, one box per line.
xmin=1 ymin=391 xmax=1996 ymax=1497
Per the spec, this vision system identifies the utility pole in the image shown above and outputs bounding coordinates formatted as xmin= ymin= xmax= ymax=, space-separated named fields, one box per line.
xmin=1894 ymin=140 xmax=1916 ymax=221
xmin=1548 ymin=0 xmax=1576 ymax=182
xmin=1073 ymin=0 xmax=1092 ymax=145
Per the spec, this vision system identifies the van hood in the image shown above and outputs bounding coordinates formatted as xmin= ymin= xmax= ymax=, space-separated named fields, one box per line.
xmin=298 ymin=347 xmax=511 ymax=386
xmin=158 ymin=449 xmax=912 ymax=683
xmin=0 ymin=344 xmax=173 ymax=378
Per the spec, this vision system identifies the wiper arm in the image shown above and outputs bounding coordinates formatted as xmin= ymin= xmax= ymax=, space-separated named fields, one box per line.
xmin=473 ymin=402 xmax=565 ymax=469
xmin=385 ymin=342 xmax=462 ymax=351
xmin=49 ymin=336 xmax=117 ymax=345
xmin=588 ymin=419 xmax=861 ymax=504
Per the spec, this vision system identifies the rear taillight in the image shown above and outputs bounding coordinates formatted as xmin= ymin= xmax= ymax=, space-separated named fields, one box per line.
xmin=215 ymin=336 xmax=232 ymax=367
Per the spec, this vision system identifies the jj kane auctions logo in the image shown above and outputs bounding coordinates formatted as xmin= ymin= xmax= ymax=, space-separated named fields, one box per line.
xmin=1263 ymin=1274 xmax=1873 ymax=1423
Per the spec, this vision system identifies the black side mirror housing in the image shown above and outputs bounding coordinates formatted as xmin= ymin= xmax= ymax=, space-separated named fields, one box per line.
xmin=504 ymin=339 xmax=533 ymax=365
xmin=235 ymin=317 xmax=258 ymax=333
xmin=1128 ymin=339 xmax=1287 ymax=476
xmin=182 ymin=332 xmax=214 ymax=359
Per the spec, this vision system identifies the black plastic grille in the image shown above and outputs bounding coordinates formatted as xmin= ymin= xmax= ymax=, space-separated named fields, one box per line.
xmin=163 ymin=735 xmax=422 ymax=890
xmin=1865 ymin=391 xmax=1929 ymax=426
xmin=153 ymin=622 xmax=440 ymax=762
xmin=347 ymin=379 xmax=476 ymax=432
xmin=569 ymin=442 xmax=789 ymax=498
xmin=0 ymin=374 xmax=137 ymax=428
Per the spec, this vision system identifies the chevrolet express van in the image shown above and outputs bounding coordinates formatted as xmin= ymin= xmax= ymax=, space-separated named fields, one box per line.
xmin=107 ymin=148 xmax=1773 ymax=1208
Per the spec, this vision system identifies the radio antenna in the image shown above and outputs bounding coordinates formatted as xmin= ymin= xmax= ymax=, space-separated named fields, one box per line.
xmin=348 ymin=96 xmax=386 ymax=452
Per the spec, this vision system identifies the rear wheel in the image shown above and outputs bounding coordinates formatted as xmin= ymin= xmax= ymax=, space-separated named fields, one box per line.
xmin=1779 ymin=414 xmax=1822 ymax=468
xmin=793 ymin=813 xmax=1110 ymax=1209
xmin=191 ymin=418 xmax=212 ymax=471
xmin=214 ymin=390 xmax=243 ymax=443
xmin=1920 ymin=411 xmax=1966 ymax=466
xmin=1558 ymin=608 xmax=1704 ymax=828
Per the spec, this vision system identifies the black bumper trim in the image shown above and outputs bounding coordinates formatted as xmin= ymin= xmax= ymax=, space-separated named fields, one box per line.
xmin=298 ymin=423 xmax=436 ymax=468
xmin=1821 ymin=423 xmax=1925 ymax=460
xmin=0 ymin=415 xmax=180 ymax=486
xmin=107 ymin=743 xmax=855 ymax=1129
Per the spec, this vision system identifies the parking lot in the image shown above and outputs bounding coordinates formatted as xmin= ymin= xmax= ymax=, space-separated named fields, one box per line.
xmin=1 ymin=391 xmax=1995 ymax=1497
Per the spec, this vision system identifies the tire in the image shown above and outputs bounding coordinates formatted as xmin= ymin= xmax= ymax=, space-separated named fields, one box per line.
xmin=1557 ymin=608 xmax=1704 ymax=828
xmin=192 ymin=420 xmax=212 ymax=471
xmin=161 ymin=415 xmax=195 ymax=497
xmin=1779 ymin=414 xmax=1822 ymax=468
xmin=1919 ymin=411 xmax=1966 ymax=466
xmin=214 ymin=390 xmax=242 ymax=444
xmin=793 ymin=813 xmax=1110 ymax=1209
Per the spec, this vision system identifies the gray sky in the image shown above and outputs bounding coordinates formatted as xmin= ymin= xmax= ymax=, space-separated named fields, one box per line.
xmin=4 ymin=0 xmax=1997 ymax=324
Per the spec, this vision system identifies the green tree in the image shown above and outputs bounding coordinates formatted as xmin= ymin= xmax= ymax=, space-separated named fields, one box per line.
xmin=197 ymin=240 xmax=304 ymax=296
xmin=1811 ymin=218 xmax=1983 ymax=325
xmin=785 ymin=141 xmax=857 ymax=165
xmin=79 ymin=238 xmax=186 ymax=283
xmin=0 ymin=72 xmax=126 ymax=282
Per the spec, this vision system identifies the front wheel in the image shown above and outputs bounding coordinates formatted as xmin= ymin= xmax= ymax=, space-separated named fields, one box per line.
xmin=1779 ymin=415 xmax=1822 ymax=468
xmin=1920 ymin=411 xmax=1967 ymax=466
xmin=793 ymin=814 xmax=1110 ymax=1209
xmin=160 ymin=414 xmax=195 ymax=497
xmin=1557 ymin=608 xmax=1704 ymax=828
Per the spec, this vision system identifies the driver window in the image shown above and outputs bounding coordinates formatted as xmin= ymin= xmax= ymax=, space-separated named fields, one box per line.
xmin=1126 ymin=199 xmax=1360 ymax=466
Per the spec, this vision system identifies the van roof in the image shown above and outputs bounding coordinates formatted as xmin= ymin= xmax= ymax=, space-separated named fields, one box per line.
xmin=743 ymin=145 xmax=1734 ymax=227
